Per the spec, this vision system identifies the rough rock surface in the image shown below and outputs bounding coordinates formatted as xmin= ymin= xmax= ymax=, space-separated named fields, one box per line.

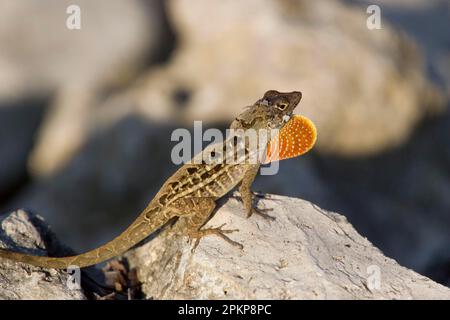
xmin=1 ymin=197 xmax=449 ymax=300
xmin=125 ymin=194 xmax=450 ymax=299
xmin=0 ymin=210 xmax=86 ymax=300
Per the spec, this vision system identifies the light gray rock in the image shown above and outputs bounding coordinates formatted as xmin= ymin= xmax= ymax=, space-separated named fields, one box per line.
xmin=0 ymin=0 xmax=171 ymax=175
xmin=0 ymin=210 xmax=86 ymax=300
xmin=0 ymin=0 xmax=163 ymax=100
xmin=348 ymin=0 xmax=450 ymax=95
xmin=126 ymin=194 xmax=450 ymax=299
xmin=2 ymin=197 xmax=449 ymax=300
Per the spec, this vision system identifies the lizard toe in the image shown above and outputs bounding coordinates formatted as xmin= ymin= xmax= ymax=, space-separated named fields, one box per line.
xmin=249 ymin=207 xmax=276 ymax=221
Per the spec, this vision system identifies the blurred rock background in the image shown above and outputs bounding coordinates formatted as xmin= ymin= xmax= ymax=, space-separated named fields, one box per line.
xmin=0 ymin=0 xmax=449 ymax=286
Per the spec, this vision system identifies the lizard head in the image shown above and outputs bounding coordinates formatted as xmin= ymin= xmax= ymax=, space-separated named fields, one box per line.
xmin=257 ymin=90 xmax=302 ymax=129
xmin=231 ymin=90 xmax=302 ymax=131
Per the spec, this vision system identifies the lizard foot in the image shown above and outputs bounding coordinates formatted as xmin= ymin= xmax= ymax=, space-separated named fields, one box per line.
xmin=249 ymin=207 xmax=275 ymax=221
xmin=188 ymin=224 xmax=244 ymax=252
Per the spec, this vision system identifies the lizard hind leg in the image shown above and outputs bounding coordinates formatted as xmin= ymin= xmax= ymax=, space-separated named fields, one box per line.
xmin=171 ymin=197 xmax=243 ymax=251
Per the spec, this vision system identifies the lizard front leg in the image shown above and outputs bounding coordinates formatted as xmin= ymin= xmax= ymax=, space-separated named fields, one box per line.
xmin=239 ymin=164 xmax=275 ymax=220
xmin=170 ymin=197 xmax=243 ymax=251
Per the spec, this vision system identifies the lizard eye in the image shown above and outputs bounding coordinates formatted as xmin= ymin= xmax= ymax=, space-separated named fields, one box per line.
xmin=277 ymin=102 xmax=288 ymax=111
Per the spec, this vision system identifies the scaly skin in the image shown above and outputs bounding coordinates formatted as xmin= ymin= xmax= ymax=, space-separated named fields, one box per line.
xmin=0 ymin=90 xmax=303 ymax=268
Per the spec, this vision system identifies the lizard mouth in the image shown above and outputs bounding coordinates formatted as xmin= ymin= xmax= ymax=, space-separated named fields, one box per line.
xmin=269 ymin=114 xmax=291 ymax=129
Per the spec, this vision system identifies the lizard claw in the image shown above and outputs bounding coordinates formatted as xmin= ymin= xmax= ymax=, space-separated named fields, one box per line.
xmin=249 ymin=207 xmax=275 ymax=221
xmin=253 ymin=191 xmax=273 ymax=199
xmin=230 ymin=191 xmax=271 ymax=200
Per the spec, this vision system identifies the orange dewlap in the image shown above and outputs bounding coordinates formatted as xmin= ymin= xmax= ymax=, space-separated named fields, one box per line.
xmin=263 ymin=115 xmax=317 ymax=164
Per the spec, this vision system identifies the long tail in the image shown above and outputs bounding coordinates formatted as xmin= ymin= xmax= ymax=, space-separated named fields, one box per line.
xmin=0 ymin=210 xmax=168 ymax=269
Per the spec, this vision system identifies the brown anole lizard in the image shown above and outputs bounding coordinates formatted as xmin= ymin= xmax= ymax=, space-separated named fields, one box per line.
xmin=0 ymin=90 xmax=316 ymax=269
